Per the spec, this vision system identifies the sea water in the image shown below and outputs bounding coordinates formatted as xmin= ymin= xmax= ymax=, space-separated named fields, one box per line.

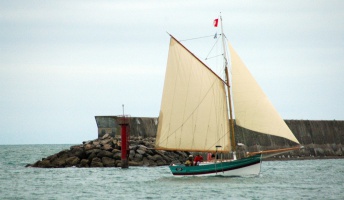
xmin=0 ymin=144 xmax=343 ymax=200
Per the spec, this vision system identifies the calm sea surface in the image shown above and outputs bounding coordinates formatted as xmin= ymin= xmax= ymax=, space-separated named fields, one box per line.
xmin=0 ymin=144 xmax=343 ymax=200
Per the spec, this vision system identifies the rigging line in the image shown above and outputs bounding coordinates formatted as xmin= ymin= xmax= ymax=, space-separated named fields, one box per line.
xmin=205 ymin=54 xmax=223 ymax=60
xmin=205 ymin=130 xmax=231 ymax=152
xmin=205 ymin=37 xmax=221 ymax=60
xmin=180 ymin=34 xmax=216 ymax=42
xmin=158 ymin=79 xmax=218 ymax=144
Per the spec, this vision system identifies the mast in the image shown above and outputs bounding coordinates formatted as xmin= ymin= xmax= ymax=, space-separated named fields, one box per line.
xmin=220 ymin=14 xmax=236 ymax=152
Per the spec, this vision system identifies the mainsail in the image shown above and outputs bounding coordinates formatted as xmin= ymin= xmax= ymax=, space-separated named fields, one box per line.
xmin=155 ymin=36 xmax=231 ymax=152
xmin=229 ymin=42 xmax=300 ymax=144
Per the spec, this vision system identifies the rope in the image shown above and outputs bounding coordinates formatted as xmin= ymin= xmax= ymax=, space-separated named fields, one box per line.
xmin=180 ymin=34 xmax=216 ymax=42
xmin=205 ymin=36 xmax=221 ymax=60
xmin=159 ymin=80 xmax=218 ymax=144
xmin=205 ymin=54 xmax=223 ymax=60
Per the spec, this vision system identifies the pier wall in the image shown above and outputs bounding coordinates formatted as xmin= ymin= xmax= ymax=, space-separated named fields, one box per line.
xmin=95 ymin=116 xmax=344 ymax=159
xmin=95 ymin=116 xmax=157 ymax=139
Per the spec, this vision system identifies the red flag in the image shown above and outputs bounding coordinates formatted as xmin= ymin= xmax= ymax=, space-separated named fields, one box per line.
xmin=213 ymin=18 xmax=218 ymax=27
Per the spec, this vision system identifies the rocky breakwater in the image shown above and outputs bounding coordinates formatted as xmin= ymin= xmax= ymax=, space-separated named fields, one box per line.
xmin=27 ymin=134 xmax=189 ymax=168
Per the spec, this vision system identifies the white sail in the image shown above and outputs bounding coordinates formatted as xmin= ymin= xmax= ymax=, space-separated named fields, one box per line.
xmin=229 ymin=42 xmax=300 ymax=144
xmin=155 ymin=36 xmax=231 ymax=152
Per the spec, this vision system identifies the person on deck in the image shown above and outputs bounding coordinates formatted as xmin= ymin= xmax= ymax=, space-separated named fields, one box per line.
xmin=185 ymin=155 xmax=194 ymax=166
xmin=194 ymin=154 xmax=203 ymax=166
xmin=207 ymin=153 xmax=212 ymax=161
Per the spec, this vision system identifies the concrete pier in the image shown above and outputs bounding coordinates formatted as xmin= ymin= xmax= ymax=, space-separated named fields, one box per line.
xmin=95 ymin=116 xmax=344 ymax=159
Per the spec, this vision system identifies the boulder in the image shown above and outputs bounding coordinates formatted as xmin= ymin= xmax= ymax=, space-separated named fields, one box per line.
xmin=70 ymin=145 xmax=83 ymax=150
xmin=46 ymin=154 xmax=58 ymax=161
xmin=145 ymin=149 xmax=154 ymax=155
xmin=142 ymin=157 xmax=150 ymax=166
xmin=36 ymin=159 xmax=52 ymax=168
xmin=137 ymin=145 xmax=147 ymax=150
xmin=51 ymin=157 xmax=66 ymax=167
xmin=57 ymin=150 xmax=69 ymax=160
xmin=156 ymin=159 xmax=167 ymax=166
xmin=315 ymin=148 xmax=325 ymax=156
xmin=83 ymin=140 xmax=92 ymax=145
xmin=90 ymin=157 xmax=103 ymax=167
xmin=129 ymin=150 xmax=135 ymax=157
xmin=102 ymin=144 xmax=113 ymax=151
xmin=102 ymin=133 xmax=110 ymax=139
xmin=133 ymin=153 xmax=143 ymax=162
xmin=147 ymin=159 xmax=157 ymax=167
xmin=79 ymin=159 xmax=89 ymax=167
xmin=101 ymin=139 xmax=111 ymax=145
xmin=102 ymin=157 xmax=116 ymax=167
xmin=65 ymin=156 xmax=80 ymax=167
xmin=113 ymin=152 xmax=121 ymax=160
xmin=88 ymin=152 xmax=97 ymax=161
xmin=97 ymin=150 xmax=113 ymax=158
xmin=129 ymin=161 xmax=142 ymax=166
xmin=84 ymin=144 xmax=95 ymax=151
xmin=160 ymin=155 xmax=172 ymax=163
xmin=112 ymin=149 xmax=120 ymax=154
xmin=152 ymin=154 xmax=163 ymax=161
xmin=70 ymin=147 xmax=85 ymax=159
xmin=136 ymin=149 xmax=146 ymax=155
xmin=335 ymin=148 xmax=342 ymax=156
xmin=86 ymin=149 xmax=101 ymax=157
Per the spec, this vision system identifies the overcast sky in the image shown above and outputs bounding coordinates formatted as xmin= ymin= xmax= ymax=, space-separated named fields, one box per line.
xmin=1 ymin=0 xmax=343 ymax=144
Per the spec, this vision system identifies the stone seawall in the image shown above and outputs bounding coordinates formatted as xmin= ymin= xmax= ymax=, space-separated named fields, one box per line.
xmin=95 ymin=116 xmax=344 ymax=159
xmin=235 ymin=120 xmax=344 ymax=159
xmin=95 ymin=116 xmax=157 ymax=138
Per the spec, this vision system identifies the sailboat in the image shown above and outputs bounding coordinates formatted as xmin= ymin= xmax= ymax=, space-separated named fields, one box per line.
xmin=155 ymin=16 xmax=301 ymax=176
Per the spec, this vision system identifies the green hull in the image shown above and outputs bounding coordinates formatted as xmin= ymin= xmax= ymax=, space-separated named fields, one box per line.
xmin=169 ymin=154 xmax=262 ymax=176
